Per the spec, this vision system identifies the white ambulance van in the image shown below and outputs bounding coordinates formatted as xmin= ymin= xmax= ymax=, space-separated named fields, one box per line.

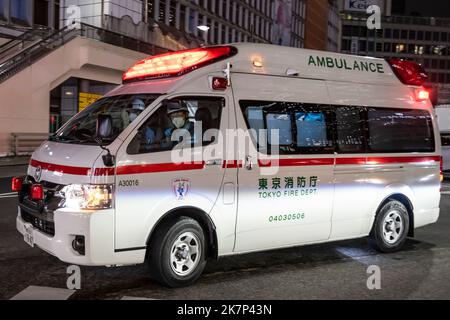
xmin=14 ymin=44 xmax=441 ymax=287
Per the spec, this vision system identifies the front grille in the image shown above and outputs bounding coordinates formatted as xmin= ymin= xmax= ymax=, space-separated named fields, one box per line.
xmin=21 ymin=209 xmax=55 ymax=236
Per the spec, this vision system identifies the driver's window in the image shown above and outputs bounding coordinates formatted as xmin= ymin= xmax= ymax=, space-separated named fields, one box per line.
xmin=127 ymin=96 xmax=224 ymax=154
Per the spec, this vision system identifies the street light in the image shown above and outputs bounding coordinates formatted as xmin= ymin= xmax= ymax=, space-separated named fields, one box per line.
xmin=197 ymin=25 xmax=210 ymax=46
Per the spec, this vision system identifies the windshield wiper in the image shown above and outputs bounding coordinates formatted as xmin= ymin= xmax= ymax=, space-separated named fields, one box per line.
xmin=49 ymin=134 xmax=87 ymax=143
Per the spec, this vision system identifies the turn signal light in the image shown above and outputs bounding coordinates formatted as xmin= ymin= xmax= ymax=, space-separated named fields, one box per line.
xmin=212 ymin=77 xmax=228 ymax=90
xmin=415 ymin=88 xmax=430 ymax=101
xmin=123 ymin=46 xmax=236 ymax=83
xmin=11 ymin=177 xmax=23 ymax=192
xmin=31 ymin=184 xmax=44 ymax=201
xmin=388 ymin=58 xmax=428 ymax=86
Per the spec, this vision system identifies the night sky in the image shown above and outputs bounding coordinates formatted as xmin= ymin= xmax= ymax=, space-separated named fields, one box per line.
xmin=392 ymin=0 xmax=450 ymax=18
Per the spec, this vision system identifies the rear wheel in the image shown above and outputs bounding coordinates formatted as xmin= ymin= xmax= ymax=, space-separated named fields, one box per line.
xmin=369 ymin=200 xmax=410 ymax=253
xmin=147 ymin=217 xmax=207 ymax=287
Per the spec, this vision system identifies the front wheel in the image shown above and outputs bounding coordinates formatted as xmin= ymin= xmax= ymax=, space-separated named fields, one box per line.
xmin=369 ymin=200 xmax=410 ymax=253
xmin=147 ymin=217 xmax=207 ymax=288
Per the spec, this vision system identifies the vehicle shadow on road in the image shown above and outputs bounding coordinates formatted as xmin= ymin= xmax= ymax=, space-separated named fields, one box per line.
xmin=68 ymin=237 xmax=437 ymax=300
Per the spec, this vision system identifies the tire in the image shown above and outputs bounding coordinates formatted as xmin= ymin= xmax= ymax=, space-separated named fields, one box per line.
xmin=369 ymin=200 xmax=410 ymax=253
xmin=147 ymin=217 xmax=207 ymax=288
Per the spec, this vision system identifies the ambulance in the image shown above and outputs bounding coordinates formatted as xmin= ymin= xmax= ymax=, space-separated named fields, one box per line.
xmin=14 ymin=44 xmax=441 ymax=287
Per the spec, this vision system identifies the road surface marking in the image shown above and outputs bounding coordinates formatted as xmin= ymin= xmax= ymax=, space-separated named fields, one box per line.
xmin=0 ymin=192 xmax=17 ymax=199
xmin=10 ymin=286 xmax=75 ymax=300
xmin=121 ymin=296 xmax=157 ymax=300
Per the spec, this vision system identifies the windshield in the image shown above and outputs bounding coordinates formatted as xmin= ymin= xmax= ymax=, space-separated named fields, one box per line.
xmin=50 ymin=94 xmax=160 ymax=144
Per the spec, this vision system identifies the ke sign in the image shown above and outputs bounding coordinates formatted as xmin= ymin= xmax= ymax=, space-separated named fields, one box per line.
xmin=344 ymin=0 xmax=384 ymax=12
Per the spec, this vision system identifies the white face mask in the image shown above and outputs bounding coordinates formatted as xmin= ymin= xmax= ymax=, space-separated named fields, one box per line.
xmin=129 ymin=112 xmax=138 ymax=122
xmin=172 ymin=117 xmax=186 ymax=129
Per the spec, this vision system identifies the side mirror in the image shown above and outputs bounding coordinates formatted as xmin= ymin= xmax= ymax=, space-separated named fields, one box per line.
xmin=96 ymin=114 xmax=113 ymax=139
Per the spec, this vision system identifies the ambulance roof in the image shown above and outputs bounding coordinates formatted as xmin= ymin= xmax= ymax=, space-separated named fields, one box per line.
xmin=108 ymin=43 xmax=427 ymax=97
xmin=228 ymin=43 xmax=399 ymax=85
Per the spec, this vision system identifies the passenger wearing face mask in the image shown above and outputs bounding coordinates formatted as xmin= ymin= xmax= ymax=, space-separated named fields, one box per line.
xmin=122 ymin=98 xmax=146 ymax=129
xmin=163 ymin=100 xmax=194 ymax=146
xmin=129 ymin=98 xmax=145 ymax=122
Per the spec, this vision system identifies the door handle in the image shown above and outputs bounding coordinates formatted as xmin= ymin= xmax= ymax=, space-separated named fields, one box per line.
xmin=205 ymin=159 xmax=223 ymax=166
xmin=245 ymin=155 xmax=253 ymax=170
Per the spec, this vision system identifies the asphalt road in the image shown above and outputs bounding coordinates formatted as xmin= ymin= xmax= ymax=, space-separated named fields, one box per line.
xmin=1 ymin=166 xmax=450 ymax=300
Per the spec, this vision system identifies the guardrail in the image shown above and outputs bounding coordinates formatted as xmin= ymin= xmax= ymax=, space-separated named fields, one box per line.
xmin=11 ymin=133 xmax=50 ymax=156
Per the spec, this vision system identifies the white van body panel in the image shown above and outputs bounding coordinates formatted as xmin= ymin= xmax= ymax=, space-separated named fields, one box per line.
xmin=113 ymin=89 xmax=237 ymax=254
xmin=28 ymin=141 xmax=103 ymax=185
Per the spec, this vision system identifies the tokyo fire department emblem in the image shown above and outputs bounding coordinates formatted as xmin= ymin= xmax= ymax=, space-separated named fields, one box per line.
xmin=34 ymin=166 xmax=42 ymax=182
xmin=173 ymin=178 xmax=190 ymax=200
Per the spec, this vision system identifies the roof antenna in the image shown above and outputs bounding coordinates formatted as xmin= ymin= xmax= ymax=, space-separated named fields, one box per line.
xmin=223 ymin=62 xmax=232 ymax=86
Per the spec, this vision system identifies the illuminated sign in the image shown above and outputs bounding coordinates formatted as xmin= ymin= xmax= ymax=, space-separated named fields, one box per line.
xmin=344 ymin=0 xmax=385 ymax=13
xmin=78 ymin=92 xmax=102 ymax=112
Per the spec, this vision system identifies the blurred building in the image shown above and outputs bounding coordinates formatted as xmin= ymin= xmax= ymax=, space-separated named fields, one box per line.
xmin=327 ymin=0 xmax=340 ymax=52
xmin=0 ymin=0 xmax=339 ymax=156
xmin=338 ymin=0 xmax=450 ymax=105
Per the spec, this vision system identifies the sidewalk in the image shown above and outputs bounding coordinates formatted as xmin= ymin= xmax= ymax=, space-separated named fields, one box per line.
xmin=0 ymin=156 xmax=30 ymax=167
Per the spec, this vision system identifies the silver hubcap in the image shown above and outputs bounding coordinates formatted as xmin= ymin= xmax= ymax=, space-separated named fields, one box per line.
xmin=382 ymin=210 xmax=404 ymax=244
xmin=170 ymin=231 xmax=201 ymax=277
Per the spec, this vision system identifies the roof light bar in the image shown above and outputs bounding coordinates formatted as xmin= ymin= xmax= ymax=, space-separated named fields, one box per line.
xmin=387 ymin=58 xmax=428 ymax=86
xmin=123 ymin=46 xmax=236 ymax=83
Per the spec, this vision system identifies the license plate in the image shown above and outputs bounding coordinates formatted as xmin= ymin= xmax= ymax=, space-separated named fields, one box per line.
xmin=23 ymin=223 xmax=34 ymax=248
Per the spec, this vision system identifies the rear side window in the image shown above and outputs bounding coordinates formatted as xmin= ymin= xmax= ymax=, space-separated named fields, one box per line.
xmin=335 ymin=106 xmax=365 ymax=153
xmin=240 ymin=100 xmax=334 ymax=155
xmin=367 ymin=108 xmax=435 ymax=153
xmin=295 ymin=112 xmax=329 ymax=148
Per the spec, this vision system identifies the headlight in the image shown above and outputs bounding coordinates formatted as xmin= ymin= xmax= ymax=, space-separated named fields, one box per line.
xmin=60 ymin=184 xmax=113 ymax=210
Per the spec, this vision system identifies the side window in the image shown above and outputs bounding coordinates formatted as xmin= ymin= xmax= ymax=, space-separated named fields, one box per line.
xmin=335 ymin=106 xmax=366 ymax=153
xmin=127 ymin=96 xmax=223 ymax=154
xmin=266 ymin=112 xmax=292 ymax=146
xmin=367 ymin=108 xmax=435 ymax=153
xmin=295 ymin=111 xmax=330 ymax=149
xmin=441 ymin=133 xmax=450 ymax=146
xmin=240 ymin=100 xmax=334 ymax=155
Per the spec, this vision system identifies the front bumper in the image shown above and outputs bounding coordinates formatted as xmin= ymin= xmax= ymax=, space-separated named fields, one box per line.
xmin=16 ymin=207 xmax=145 ymax=266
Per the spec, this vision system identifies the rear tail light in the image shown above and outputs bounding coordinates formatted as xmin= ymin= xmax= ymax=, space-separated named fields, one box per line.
xmin=123 ymin=46 xmax=236 ymax=83
xmin=31 ymin=184 xmax=44 ymax=201
xmin=440 ymin=156 xmax=444 ymax=183
xmin=387 ymin=58 xmax=428 ymax=86
xmin=11 ymin=177 xmax=23 ymax=192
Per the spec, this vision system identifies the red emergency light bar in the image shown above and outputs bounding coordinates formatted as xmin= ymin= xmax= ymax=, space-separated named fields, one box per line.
xmin=123 ymin=46 xmax=237 ymax=83
xmin=387 ymin=58 xmax=428 ymax=86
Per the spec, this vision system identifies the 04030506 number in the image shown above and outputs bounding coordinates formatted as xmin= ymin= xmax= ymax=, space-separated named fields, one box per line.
xmin=269 ymin=213 xmax=305 ymax=223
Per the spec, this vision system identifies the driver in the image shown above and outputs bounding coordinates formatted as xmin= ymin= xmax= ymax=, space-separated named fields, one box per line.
xmin=163 ymin=100 xmax=194 ymax=145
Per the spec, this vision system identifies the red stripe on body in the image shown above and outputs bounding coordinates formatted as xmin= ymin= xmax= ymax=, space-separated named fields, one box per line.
xmin=222 ymin=160 xmax=243 ymax=168
xmin=116 ymin=162 xmax=205 ymax=175
xmin=30 ymin=159 xmax=91 ymax=175
xmin=29 ymin=155 xmax=440 ymax=177
xmin=365 ymin=156 xmax=441 ymax=165
xmin=259 ymin=158 xmax=334 ymax=167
